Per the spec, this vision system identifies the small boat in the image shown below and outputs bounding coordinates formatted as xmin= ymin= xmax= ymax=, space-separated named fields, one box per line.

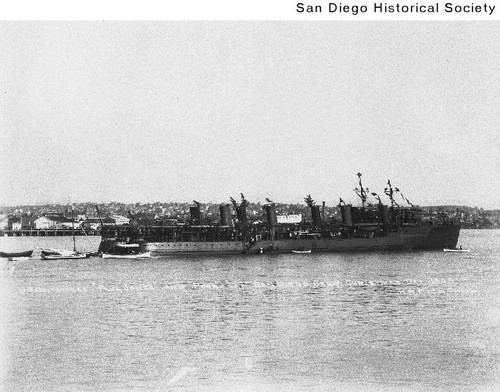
xmin=101 ymin=251 xmax=151 ymax=259
xmin=291 ymin=249 xmax=312 ymax=254
xmin=0 ymin=250 xmax=33 ymax=258
xmin=257 ymin=245 xmax=278 ymax=254
xmin=101 ymin=243 xmax=150 ymax=259
xmin=40 ymin=204 xmax=90 ymax=260
xmin=41 ymin=248 xmax=90 ymax=260
xmin=443 ymin=248 xmax=470 ymax=252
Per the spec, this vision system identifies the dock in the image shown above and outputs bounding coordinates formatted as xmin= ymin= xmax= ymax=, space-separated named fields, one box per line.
xmin=1 ymin=229 xmax=100 ymax=237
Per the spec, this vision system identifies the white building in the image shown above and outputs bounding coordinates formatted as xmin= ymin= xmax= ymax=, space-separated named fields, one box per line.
xmin=277 ymin=214 xmax=303 ymax=224
xmin=0 ymin=216 xmax=8 ymax=230
xmin=34 ymin=216 xmax=61 ymax=229
xmin=34 ymin=215 xmax=79 ymax=230
xmin=11 ymin=219 xmax=22 ymax=231
xmin=110 ymin=215 xmax=130 ymax=225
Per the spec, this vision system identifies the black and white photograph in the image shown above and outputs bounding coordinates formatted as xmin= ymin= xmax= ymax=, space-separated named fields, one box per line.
xmin=1 ymin=13 xmax=500 ymax=392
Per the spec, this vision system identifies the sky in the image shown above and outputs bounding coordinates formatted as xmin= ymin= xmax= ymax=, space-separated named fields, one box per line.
xmin=0 ymin=22 xmax=499 ymax=208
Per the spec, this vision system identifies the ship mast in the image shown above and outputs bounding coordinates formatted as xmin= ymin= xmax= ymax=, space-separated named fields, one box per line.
xmin=71 ymin=204 xmax=76 ymax=252
xmin=371 ymin=192 xmax=382 ymax=205
xmin=384 ymin=180 xmax=399 ymax=208
xmin=95 ymin=205 xmax=104 ymax=227
xmin=354 ymin=173 xmax=369 ymax=209
xmin=395 ymin=188 xmax=414 ymax=207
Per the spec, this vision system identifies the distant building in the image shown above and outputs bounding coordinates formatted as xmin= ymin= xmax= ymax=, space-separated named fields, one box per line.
xmin=21 ymin=213 xmax=36 ymax=230
xmin=0 ymin=214 xmax=36 ymax=231
xmin=110 ymin=215 xmax=130 ymax=225
xmin=0 ymin=215 xmax=23 ymax=231
xmin=0 ymin=216 xmax=8 ymax=230
xmin=9 ymin=216 xmax=22 ymax=231
xmin=277 ymin=214 xmax=302 ymax=224
xmin=82 ymin=217 xmax=112 ymax=230
xmin=34 ymin=215 xmax=80 ymax=230
xmin=82 ymin=216 xmax=128 ymax=231
xmin=34 ymin=216 xmax=59 ymax=229
xmin=83 ymin=218 xmax=101 ymax=231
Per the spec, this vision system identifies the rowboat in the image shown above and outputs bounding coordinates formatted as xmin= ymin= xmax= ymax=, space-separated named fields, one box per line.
xmin=0 ymin=250 xmax=33 ymax=258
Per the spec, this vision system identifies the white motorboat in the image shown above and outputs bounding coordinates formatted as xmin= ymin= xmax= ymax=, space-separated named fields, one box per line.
xmin=101 ymin=251 xmax=151 ymax=259
xmin=443 ymin=248 xmax=470 ymax=252
xmin=291 ymin=249 xmax=312 ymax=254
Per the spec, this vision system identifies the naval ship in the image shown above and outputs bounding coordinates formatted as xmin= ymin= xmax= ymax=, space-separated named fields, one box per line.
xmin=97 ymin=175 xmax=461 ymax=255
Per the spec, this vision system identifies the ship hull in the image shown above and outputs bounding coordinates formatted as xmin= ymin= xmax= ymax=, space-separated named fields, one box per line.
xmin=98 ymin=224 xmax=460 ymax=255
xmin=247 ymin=225 xmax=460 ymax=253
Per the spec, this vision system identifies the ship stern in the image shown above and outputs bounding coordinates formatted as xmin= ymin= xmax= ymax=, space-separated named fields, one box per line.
xmin=424 ymin=223 xmax=461 ymax=250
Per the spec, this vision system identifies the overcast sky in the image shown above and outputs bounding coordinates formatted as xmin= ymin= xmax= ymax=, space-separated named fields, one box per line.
xmin=1 ymin=22 xmax=499 ymax=208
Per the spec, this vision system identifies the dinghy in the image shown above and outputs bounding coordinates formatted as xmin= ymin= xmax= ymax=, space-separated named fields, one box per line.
xmin=0 ymin=250 xmax=33 ymax=258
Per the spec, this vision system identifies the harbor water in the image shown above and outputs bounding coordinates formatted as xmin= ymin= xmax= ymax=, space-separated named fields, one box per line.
xmin=1 ymin=230 xmax=500 ymax=391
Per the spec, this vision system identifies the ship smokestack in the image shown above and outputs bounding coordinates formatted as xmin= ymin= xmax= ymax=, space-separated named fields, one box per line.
xmin=265 ymin=204 xmax=277 ymax=226
xmin=304 ymin=195 xmax=321 ymax=226
xmin=190 ymin=204 xmax=201 ymax=224
xmin=341 ymin=205 xmax=353 ymax=226
xmin=311 ymin=205 xmax=322 ymax=226
xmin=219 ymin=204 xmax=232 ymax=227
xmin=379 ymin=204 xmax=390 ymax=225
xmin=237 ymin=205 xmax=247 ymax=223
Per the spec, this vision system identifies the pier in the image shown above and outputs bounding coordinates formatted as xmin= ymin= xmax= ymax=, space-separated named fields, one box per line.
xmin=1 ymin=229 xmax=100 ymax=237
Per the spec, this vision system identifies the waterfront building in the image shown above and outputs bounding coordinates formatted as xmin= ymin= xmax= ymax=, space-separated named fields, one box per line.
xmin=0 ymin=215 xmax=8 ymax=230
xmin=34 ymin=215 xmax=79 ymax=230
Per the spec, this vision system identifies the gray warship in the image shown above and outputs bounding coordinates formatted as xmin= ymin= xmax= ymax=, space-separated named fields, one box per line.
xmin=98 ymin=175 xmax=461 ymax=255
